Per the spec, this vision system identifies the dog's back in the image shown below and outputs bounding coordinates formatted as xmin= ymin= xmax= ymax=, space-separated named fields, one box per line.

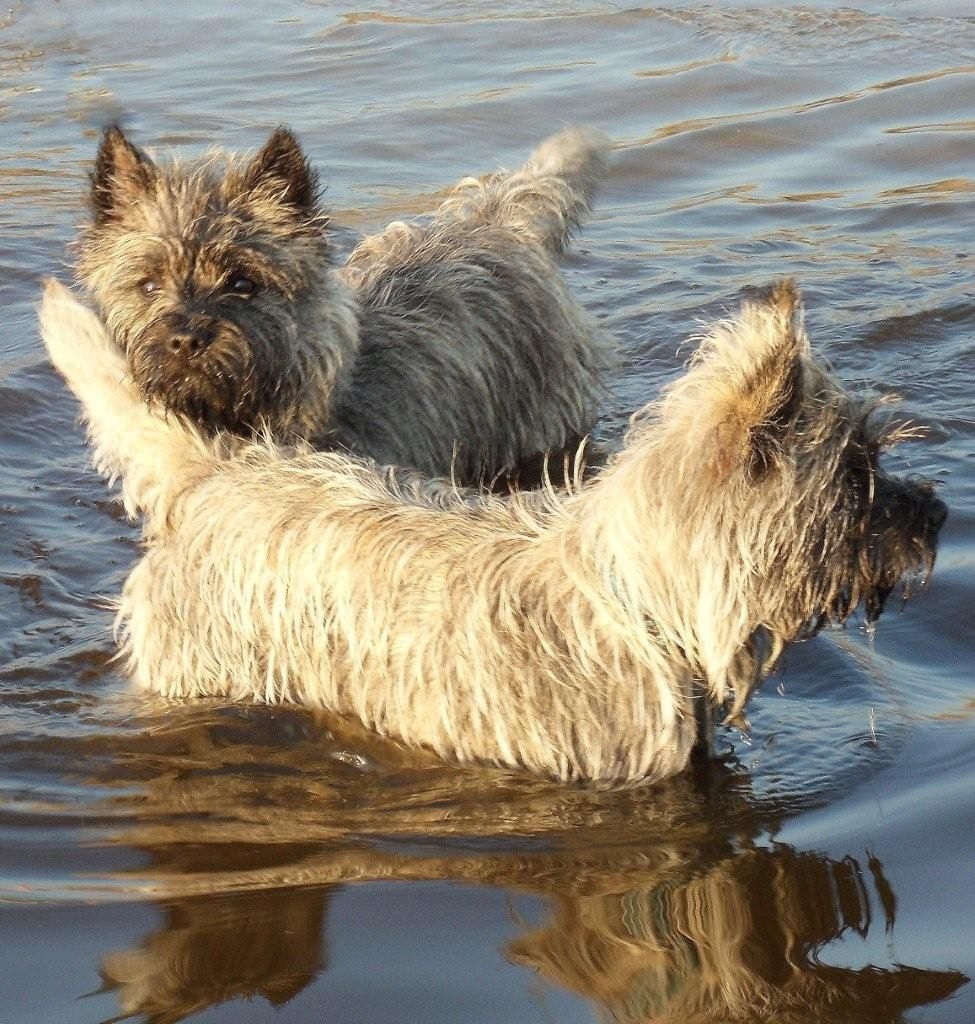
xmin=334 ymin=127 xmax=613 ymax=481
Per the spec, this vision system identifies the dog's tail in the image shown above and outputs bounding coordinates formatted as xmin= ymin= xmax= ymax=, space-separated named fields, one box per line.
xmin=38 ymin=279 xmax=216 ymax=524
xmin=445 ymin=126 xmax=610 ymax=256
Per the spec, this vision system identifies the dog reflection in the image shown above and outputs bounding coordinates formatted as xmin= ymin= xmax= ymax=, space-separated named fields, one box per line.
xmin=103 ymin=884 xmax=325 ymax=1024
xmin=508 ymin=847 xmax=962 ymax=1023
xmin=100 ymin=837 xmax=964 ymax=1024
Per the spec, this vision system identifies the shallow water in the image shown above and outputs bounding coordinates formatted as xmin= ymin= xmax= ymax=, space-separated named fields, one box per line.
xmin=1 ymin=1 xmax=973 ymax=1021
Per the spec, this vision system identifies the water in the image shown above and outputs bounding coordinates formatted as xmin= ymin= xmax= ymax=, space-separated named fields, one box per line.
xmin=1 ymin=1 xmax=973 ymax=1021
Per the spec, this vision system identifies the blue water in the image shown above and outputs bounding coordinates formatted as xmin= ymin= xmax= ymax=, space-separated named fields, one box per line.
xmin=1 ymin=2 xmax=973 ymax=1021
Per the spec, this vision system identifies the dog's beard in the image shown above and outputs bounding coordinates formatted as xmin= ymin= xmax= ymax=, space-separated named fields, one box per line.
xmin=861 ymin=477 xmax=945 ymax=624
xmin=800 ymin=487 xmax=945 ymax=635
xmin=127 ymin=323 xmax=266 ymax=434
xmin=862 ymin=522 xmax=941 ymax=624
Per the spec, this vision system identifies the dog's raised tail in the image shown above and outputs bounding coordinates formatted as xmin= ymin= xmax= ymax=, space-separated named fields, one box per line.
xmin=38 ymin=279 xmax=214 ymax=524
xmin=450 ymin=126 xmax=610 ymax=256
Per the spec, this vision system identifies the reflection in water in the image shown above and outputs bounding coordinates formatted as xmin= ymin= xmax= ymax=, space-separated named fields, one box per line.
xmin=89 ymin=715 xmax=965 ymax=1024
xmin=507 ymin=848 xmax=961 ymax=1024
xmin=102 ymin=883 xmax=327 ymax=1024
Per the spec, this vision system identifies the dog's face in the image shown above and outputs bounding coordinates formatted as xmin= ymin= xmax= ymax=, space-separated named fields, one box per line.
xmin=857 ymin=461 xmax=945 ymax=621
xmin=76 ymin=127 xmax=331 ymax=433
xmin=792 ymin=406 xmax=946 ymax=635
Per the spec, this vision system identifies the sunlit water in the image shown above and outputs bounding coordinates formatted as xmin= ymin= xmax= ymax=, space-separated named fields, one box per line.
xmin=1 ymin=2 xmax=973 ymax=1022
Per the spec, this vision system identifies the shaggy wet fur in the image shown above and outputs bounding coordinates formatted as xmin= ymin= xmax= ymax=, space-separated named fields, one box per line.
xmin=39 ymin=280 xmax=946 ymax=783
xmin=75 ymin=125 xmax=612 ymax=483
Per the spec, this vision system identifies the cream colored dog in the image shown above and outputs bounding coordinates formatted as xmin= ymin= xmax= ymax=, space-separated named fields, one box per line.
xmin=39 ymin=280 xmax=945 ymax=783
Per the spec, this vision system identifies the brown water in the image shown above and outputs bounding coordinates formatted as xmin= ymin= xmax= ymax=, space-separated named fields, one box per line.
xmin=1 ymin=2 xmax=973 ymax=1022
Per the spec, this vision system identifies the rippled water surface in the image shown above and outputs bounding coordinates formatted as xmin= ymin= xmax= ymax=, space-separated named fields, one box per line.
xmin=1 ymin=2 xmax=973 ymax=1022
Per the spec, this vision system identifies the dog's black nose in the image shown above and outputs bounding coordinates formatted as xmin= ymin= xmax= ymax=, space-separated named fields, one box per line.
xmin=168 ymin=328 xmax=214 ymax=357
xmin=928 ymin=497 xmax=948 ymax=533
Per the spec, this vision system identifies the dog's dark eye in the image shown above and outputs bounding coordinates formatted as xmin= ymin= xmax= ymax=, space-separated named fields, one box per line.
xmin=228 ymin=275 xmax=256 ymax=298
xmin=139 ymin=278 xmax=161 ymax=297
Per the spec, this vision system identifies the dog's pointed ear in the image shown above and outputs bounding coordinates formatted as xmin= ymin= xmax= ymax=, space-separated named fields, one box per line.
xmin=91 ymin=126 xmax=157 ymax=224
xmin=238 ymin=127 xmax=319 ymax=216
xmin=709 ymin=280 xmax=805 ymax=480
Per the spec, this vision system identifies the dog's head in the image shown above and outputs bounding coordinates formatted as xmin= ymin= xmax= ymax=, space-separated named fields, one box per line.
xmin=638 ymin=282 xmax=946 ymax=713
xmin=76 ymin=126 xmax=337 ymax=434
